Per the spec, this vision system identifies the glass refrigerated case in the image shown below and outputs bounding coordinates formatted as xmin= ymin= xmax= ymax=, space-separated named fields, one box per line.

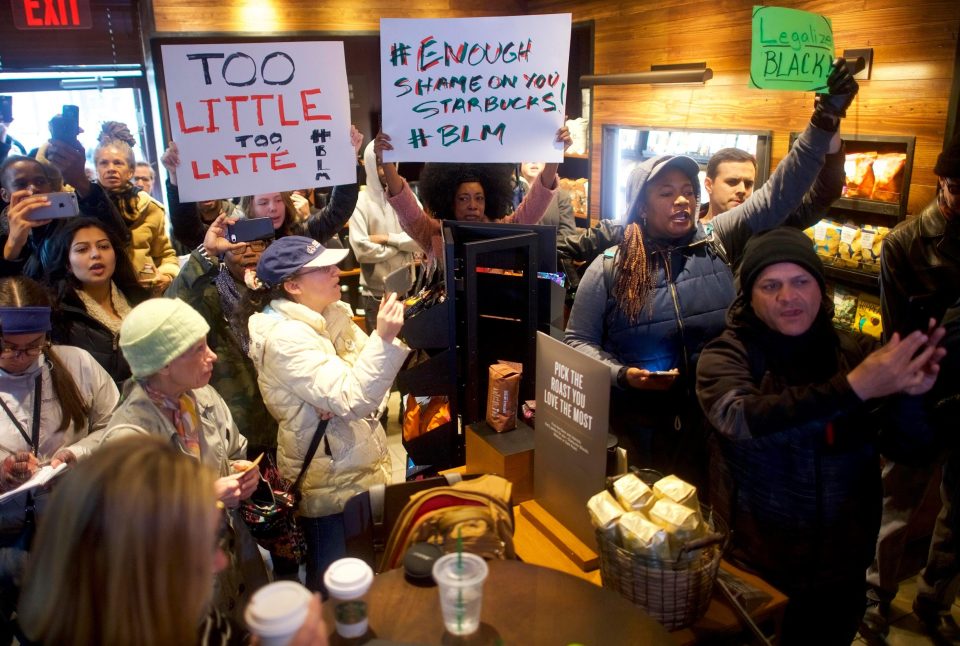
xmin=600 ymin=125 xmax=773 ymax=221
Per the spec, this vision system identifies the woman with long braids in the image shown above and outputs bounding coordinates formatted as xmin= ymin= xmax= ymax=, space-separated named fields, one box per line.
xmin=95 ymin=122 xmax=179 ymax=291
xmin=564 ymin=59 xmax=859 ymax=489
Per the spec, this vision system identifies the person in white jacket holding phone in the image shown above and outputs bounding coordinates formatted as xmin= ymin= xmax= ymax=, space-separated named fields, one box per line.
xmin=241 ymin=235 xmax=409 ymax=596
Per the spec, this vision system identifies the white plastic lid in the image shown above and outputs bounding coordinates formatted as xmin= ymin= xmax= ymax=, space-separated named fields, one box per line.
xmin=323 ymin=557 xmax=374 ymax=600
xmin=245 ymin=581 xmax=312 ymax=634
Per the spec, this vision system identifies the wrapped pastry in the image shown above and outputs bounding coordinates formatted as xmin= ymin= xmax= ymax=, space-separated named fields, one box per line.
xmin=870 ymin=153 xmax=906 ymax=203
xmin=613 ymin=474 xmax=656 ymax=513
xmin=649 ymin=499 xmax=705 ymax=544
xmin=619 ymin=511 xmax=673 ymax=560
xmin=587 ymin=490 xmax=625 ymax=532
xmin=844 ymin=152 xmax=876 ymax=198
xmin=652 ymin=474 xmax=699 ymax=510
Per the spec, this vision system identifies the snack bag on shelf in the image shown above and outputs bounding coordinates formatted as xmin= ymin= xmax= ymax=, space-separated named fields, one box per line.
xmin=837 ymin=223 xmax=862 ymax=269
xmin=844 ymin=152 xmax=877 ymax=198
xmin=856 ymin=292 xmax=883 ymax=339
xmin=870 ymin=153 xmax=907 ymax=203
xmin=810 ymin=219 xmax=843 ymax=265
xmin=831 ymin=283 xmax=860 ymax=331
xmin=858 ymin=225 xmax=890 ymax=274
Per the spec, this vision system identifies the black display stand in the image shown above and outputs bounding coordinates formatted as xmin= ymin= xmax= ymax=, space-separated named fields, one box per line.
xmin=397 ymin=221 xmax=560 ymax=472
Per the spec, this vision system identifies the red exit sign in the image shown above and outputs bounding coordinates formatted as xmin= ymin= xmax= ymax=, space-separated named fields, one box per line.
xmin=12 ymin=0 xmax=92 ymax=29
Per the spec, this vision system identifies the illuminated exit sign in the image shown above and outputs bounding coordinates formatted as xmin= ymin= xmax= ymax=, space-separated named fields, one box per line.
xmin=12 ymin=0 xmax=93 ymax=29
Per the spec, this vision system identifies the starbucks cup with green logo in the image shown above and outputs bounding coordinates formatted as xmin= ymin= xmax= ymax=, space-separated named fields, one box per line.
xmin=323 ymin=558 xmax=374 ymax=638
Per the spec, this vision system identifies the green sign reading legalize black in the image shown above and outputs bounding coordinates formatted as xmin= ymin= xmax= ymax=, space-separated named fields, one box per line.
xmin=750 ymin=5 xmax=834 ymax=91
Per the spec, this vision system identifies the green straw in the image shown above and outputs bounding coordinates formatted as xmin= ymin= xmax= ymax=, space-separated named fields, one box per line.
xmin=457 ymin=526 xmax=463 ymax=569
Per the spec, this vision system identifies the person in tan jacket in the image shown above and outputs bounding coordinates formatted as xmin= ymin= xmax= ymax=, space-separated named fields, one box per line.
xmin=95 ymin=122 xmax=179 ymax=291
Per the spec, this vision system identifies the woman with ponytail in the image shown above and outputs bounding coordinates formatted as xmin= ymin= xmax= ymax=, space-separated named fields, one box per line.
xmin=94 ymin=122 xmax=179 ymax=292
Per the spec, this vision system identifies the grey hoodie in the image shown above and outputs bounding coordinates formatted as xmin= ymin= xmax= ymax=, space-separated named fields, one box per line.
xmin=348 ymin=142 xmax=423 ymax=297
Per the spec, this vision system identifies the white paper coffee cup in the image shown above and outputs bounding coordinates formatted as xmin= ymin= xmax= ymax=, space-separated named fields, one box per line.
xmin=244 ymin=581 xmax=312 ymax=646
xmin=324 ymin=557 xmax=374 ymax=638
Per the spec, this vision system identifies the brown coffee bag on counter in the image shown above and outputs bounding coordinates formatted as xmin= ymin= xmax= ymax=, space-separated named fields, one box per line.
xmin=486 ymin=360 xmax=522 ymax=432
xmin=613 ymin=473 xmax=656 ymax=513
xmin=652 ymin=475 xmax=699 ymax=510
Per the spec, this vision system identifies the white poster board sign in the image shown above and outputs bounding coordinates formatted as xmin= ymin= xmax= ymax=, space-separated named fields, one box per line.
xmin=380 ymin=14 xmax=571 ymax=163
xmin=161 ymin=42 xmax=356 ymax=202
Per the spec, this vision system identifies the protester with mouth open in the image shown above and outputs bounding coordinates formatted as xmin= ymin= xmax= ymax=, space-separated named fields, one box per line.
xmin=42 ymin=217 xmax=151 ymax=385
xmin=563 ymin=58 xmax=859 ymax=489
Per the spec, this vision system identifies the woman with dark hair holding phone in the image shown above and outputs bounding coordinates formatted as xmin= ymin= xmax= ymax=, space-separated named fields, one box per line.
xmin=42 ymin=217 xmax=150 ymax=384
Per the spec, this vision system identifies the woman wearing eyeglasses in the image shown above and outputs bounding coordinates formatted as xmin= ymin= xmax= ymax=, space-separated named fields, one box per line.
xmin=0 ymin=276 xmax=118 ymax=490
xmin=42 ymin=217 xmax=151 ymax=385
xmin=240 ymin=236 xmax=408 ymax=595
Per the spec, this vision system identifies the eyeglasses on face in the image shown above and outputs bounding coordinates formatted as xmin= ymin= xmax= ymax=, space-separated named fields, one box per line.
xmin=228 ymin=239 xmax=270 ymax=255
xmin=0 ymin=339 xmax=50 ymax=359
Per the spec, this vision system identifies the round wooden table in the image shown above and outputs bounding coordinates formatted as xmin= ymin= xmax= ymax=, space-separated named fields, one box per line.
xmin=323 ymin=558 xmax=673 ymax=645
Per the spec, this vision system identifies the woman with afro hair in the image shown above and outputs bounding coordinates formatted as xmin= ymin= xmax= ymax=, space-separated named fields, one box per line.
xmin=373 ymin=127 xmax=571 ymax=260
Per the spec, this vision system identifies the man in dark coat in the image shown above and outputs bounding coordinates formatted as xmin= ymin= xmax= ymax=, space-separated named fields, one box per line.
xmin=697 ymin=227 xmax=945 ymax=646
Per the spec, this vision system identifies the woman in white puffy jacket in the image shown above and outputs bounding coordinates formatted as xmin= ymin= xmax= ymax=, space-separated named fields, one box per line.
xmin=241 ymin=235 xmax=408 ymax=594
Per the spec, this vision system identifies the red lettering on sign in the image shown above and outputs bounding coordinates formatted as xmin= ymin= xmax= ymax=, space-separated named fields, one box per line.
xmin=175 ymin=102 xmax=203 ymax=134
xmin=24 ymin=0 xmax=43 ymax=26
xmin=300 ymin=89 xmax=332 ymax=121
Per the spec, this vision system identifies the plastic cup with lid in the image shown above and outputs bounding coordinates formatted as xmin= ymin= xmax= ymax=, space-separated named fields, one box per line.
xmin=244 ymin=581 xmax=312 ymax=646
xmin=323 ymin=557 xmax=374 ymax=638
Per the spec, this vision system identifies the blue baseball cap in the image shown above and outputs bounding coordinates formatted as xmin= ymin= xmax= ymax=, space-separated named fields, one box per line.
xmin=255 ymin=236 xmax=348 ymax=288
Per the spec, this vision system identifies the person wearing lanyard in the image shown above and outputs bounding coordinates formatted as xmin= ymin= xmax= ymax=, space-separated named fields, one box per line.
xmin=0 ymin=275 xmax=118 ymax=489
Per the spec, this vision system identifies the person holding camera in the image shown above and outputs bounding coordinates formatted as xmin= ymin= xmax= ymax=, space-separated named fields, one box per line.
xmin=1 ymin=146 xmax=126 ymax=280
xmin=241 ymin=236 xmax=409 ymax=595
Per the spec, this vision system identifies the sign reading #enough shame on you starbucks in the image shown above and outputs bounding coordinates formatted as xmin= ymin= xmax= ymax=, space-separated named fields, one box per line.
xmin=380 ymin=14 xmax=571 ymax=163
xmin=749 ymin=6 xmax=834 ymax=92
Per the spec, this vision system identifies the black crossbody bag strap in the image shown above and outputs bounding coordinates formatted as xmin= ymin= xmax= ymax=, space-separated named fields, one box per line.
xmin=0 ymin=374 xmax=42 ymax=456
xmin=291 ymin=418 xmax=330 ymax=494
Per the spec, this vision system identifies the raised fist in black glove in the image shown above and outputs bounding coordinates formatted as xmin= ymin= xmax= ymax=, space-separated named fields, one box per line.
xmin=811 ymin=57 xmax=859 ymax=132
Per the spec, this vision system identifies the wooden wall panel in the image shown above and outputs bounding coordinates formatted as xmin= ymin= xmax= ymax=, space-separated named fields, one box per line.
xmin=527 ymin=0 xmax=960 ymax=218
xmin=151 ymin=1 xmax=527 ymax=34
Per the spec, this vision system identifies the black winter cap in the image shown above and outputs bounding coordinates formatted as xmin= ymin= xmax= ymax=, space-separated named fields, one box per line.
xmin=739 ymin=227 xmax=825 ymax=297
xmin=934 ymin=134 xmax=960 ymax=178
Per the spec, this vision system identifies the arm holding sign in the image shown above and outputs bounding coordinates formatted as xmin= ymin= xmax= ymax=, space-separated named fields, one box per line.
xmin=505 ymin=126 xmax=571 ymax=225
xmin=710 ymin=58 xmax=857 ymax=267
xmin=301 ymin=126 xmax=363 ymax=244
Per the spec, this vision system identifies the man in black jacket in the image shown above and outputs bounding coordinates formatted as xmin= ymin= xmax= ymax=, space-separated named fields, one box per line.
xmin=862 ymin=135 xmax=960 ymax=642
xmin=697 ymin=227 xmax=944 ymax=646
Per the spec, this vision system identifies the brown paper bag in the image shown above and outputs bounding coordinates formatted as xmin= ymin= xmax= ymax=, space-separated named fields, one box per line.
xmin=486 ymin=360 xmax=522 ymax=432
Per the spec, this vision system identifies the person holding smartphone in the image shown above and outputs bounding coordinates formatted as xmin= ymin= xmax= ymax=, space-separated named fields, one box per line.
xmin=697 ymin=227 xmax=945 ymax=645
xmin=1 ymin=147 xmax=127 ymax=280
